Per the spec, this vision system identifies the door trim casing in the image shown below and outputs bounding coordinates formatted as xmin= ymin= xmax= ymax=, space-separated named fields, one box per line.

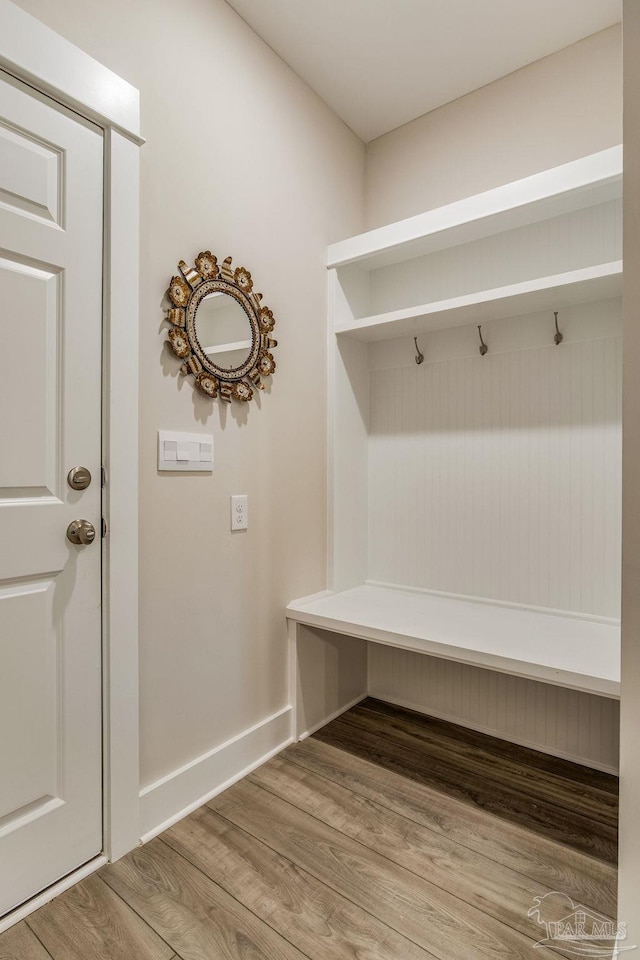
xmin=0 ymin=0 xmax=141 ymax=917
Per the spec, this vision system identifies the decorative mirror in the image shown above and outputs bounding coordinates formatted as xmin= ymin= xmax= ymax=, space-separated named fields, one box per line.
xmin=165 ymin=252 xmax=278 ymax=402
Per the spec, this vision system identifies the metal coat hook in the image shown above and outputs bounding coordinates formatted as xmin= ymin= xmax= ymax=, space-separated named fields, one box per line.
xmin=554 ymin=311 xmax=563 ymax=346
xmin=477 ymin=325 xmax=488 ymax=356
xmin=414 ymin=337 xmax=424 ymax=365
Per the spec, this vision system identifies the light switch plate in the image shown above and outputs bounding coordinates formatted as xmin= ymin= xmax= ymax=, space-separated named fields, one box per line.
xmin=158 ymin=431 xmax=214 ymax=472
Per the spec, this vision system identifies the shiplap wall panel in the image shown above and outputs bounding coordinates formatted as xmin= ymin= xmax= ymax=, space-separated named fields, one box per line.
xmin=367 ymin=199 xmax=622 ymax=317
xmin=368 ymin=314 xmax=622 ymax=617
xmin=368 ymin=645 xmax=620 ymax=772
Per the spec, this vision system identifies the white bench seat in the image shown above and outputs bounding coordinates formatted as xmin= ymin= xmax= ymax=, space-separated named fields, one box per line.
xmin=287 ymin=583 xmax=620 ymax=699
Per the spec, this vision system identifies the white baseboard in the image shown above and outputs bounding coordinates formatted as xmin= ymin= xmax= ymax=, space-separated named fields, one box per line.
xmin=374 ymin=692 xmax=619 ymax=775
xmin=139 ymin=706 xmax=293 ymax=841
xmin=297 ymin=693 xmax=367 ymax=741
xmin=0 ymin=855 xmax=107 ymax=934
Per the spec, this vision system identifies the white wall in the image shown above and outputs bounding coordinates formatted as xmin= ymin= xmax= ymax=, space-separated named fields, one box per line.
xmin=360 ymin=26 xmax=623 ymax=773
xmin=365 ymin=300 xmax=622 ymax=773
xmin=367 ymin=302 xmax=622 ymax=618
xmin=618 ymin=0 xmax=640 ymax=943
xmin=369 ymin=648 xmax=620 ymax=773
xmin=365 ymin=25 xmax=622 ymax=229
xmin=12 ymin=0 xmax=364 ymax=832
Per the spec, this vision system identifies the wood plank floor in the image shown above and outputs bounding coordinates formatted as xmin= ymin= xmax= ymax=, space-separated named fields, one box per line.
xmin=0 ymin=698 xmax=618 ymax=960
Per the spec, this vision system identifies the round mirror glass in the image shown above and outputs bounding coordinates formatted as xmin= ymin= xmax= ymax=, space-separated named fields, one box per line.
xmin=195 ymin=291 xmax=253 ymax=370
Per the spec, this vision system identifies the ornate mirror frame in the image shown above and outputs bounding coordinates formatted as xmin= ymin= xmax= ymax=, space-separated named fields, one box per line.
xmin=165 ymin=252 xmax=278 ymax=402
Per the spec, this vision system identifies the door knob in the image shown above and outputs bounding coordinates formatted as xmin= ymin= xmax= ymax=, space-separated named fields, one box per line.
xmin=66 ymin=519 xmax=96 ymax=545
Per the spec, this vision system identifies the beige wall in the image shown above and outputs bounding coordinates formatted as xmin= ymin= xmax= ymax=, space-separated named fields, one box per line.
xmin=365 ymin=25 xmax=622 ymax=229
xmin=619 ymin=0 xmax=640 ymax=942
xmin=12 ymin=0 xmax=364 ymax=788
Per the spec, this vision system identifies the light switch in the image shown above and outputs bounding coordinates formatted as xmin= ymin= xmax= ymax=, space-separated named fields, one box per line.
xmin=158 ymin=431 xmax=214 ymax=472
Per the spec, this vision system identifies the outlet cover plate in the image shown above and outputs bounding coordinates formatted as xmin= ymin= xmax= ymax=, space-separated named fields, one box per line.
xmin=231 ymin=494 xmax=248 ymax=530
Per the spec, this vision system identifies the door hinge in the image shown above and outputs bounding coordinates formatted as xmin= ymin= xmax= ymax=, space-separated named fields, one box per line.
xmin=101 ymin=465 xmax=107 ymax=488
xmin=101 ymin=517 xmax=108 ymax=539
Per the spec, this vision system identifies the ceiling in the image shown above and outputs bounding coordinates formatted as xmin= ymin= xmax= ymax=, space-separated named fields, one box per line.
xmin=225 ymin=0 xmax=621 ymax=142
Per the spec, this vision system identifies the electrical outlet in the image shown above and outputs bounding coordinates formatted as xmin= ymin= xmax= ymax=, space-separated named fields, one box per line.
xmin=231 ymin=494 xmax=248 ymax=531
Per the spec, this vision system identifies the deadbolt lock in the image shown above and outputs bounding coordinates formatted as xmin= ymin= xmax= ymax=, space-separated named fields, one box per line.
xmin=67 ymin=466 xmax=92 ymax=490
xmin=66 ymin=519 xmax=96 ymax=545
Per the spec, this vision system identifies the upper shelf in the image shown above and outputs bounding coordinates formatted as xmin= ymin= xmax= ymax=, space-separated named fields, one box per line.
xmin=334 ymin=261 xmax=623 ymax=341
xmin=328 ymin=147 xmax=623 ymax=272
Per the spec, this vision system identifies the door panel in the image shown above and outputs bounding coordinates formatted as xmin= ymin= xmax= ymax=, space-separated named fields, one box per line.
xmin=0 ymin=577 xmax=58 ymax=822
xmin=0 ymin=257 xmax=59 ymax=497
xmin=0 ymin=71 xmax=103 ymax=916
xmin=0 ymin=119 xmax=61 ymax=226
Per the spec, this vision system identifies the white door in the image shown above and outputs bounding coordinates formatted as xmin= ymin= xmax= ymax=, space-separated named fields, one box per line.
xmin=0 ymin=71 xmax=103 ymax=916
